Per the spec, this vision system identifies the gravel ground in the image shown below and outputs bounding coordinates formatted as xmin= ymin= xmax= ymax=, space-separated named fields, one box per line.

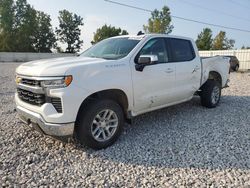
xmin=0 ymin=63 xmax=250 ymax=187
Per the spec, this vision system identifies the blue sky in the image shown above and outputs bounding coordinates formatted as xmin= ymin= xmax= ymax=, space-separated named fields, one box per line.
xmin=27 ymin=0 xmax=250 ymax=50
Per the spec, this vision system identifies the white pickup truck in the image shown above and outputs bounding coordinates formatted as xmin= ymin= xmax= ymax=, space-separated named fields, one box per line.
xmin=15 ymin=34 xmax=230 ymax=149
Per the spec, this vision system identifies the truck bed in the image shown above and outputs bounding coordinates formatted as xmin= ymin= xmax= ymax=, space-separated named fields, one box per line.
xmin=201 ymin=56 xmax=230 ymax=87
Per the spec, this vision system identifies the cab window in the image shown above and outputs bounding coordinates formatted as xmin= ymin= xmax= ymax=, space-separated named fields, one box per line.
xmin=136 ymin=38 xmax=168 ymax=63
xmin=168 ymin=38 xmax=195 ymax=62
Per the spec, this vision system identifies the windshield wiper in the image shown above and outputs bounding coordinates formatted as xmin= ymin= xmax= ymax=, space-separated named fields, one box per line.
xmin=102 ymin=57 xmax=117 ymax=60
xmin=88 ymin=55 xmax=106 ymax=59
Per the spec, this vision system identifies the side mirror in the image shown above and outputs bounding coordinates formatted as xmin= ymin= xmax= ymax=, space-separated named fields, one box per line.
xmin=138 ymin=55 xmax=158 ymax=64
xmin=136 ymin=55 xmax=158 ymax=71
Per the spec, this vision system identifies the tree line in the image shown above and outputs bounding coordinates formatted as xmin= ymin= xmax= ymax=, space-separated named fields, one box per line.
xmin=0 ymin=0 xmax=85 ymax=53
xmin=196 ymin=28 xmax=249 ymax=50
xmin=0 ymin=1 xmax=248 ymax=53
xmin=196 ymin=28 xmax=235 ymax=51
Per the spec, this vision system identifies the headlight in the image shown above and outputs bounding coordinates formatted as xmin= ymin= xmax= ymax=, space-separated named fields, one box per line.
xmin=41 ymin=75 xmax=73 ymax=89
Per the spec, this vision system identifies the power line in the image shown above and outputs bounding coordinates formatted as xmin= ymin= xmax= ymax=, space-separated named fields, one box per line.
xmin=178 ymin=0 xmax=250 ymax=23
xmin=104 ymin=0 xmax=250 ymax=34
xmin=104 ymin=0 xmax=153 ymax=13
xmin=228 ymin=0 xmax=250 ymax=9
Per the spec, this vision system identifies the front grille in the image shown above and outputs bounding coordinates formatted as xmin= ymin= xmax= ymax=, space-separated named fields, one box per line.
xmin=21 ymin=78 xmax=41 ymax=87
xmin=17 ymin=88 xmax=45 ymax=106
xmin=51 ymin=98 xmax=62 ymax=113
xmin=17 ymin=77 xmax=63 ymax=113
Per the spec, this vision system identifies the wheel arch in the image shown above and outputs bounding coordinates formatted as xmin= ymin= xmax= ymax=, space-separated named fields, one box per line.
xmin=208 ymin=71 xmax=222 ymax=87
xmin=76 ymin=89 xmax=129 ymax=124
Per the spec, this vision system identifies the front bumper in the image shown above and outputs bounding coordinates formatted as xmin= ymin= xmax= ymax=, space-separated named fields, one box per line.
xmin=17 ymin=105 xmax=74 ymax=137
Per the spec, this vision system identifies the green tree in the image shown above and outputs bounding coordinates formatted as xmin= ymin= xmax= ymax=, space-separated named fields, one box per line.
xmin=91 ymin=24 xmax=128 ymax=44
xmin=13 ymin=0 xmax=37 ymax=52
xmin=56 ymin=10 xmax=83 ymax=53
xmin=212 ymin=31 xmax=235 ymax=50
xmin=143 ymin=6 xmax=173 ymax=34
xmin=33 ymin=11 xmax=56 ymax=52
xmin=196 ymin=28 xmax=213 ymax=50
xmin=0 ymin=0 xmax=57 ymax=52
xmin=0 ymin=0 xmax=15 ymax=51
xmin=241 ymin=46 xmax=250 ymax=49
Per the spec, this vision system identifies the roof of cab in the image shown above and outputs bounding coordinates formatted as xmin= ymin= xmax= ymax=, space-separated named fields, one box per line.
xmin=111 ymin=33 xmax=193 ymax=41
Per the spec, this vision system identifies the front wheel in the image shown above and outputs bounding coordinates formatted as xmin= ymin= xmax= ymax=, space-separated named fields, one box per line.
xmin=75 ymin=99 xmax=124 ymax=150
xmin=200 ymin=80 xmax=221 ymax=108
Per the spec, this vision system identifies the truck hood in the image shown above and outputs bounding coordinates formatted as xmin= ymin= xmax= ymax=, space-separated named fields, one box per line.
xmin=16 ymin=56 xmax=106 ymax=77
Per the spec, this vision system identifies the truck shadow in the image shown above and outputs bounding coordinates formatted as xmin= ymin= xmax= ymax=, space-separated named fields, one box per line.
xmin=85 ymin=95 xmax=250 ymax=170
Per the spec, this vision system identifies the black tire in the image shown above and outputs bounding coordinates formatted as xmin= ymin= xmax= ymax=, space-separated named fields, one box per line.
xmin=200 ymin=80 xmax=221 ymax=108
xmin=75 ymin=99 xmax=124 ymax=150
xmin=234 ymin=64 xmax=239 ymax=72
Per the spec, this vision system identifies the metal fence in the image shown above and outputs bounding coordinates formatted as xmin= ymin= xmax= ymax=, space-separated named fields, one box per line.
xmin=199 ymin=49 xmax=250 ymax=70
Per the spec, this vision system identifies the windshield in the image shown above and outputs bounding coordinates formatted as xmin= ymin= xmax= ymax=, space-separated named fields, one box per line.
xmin=81 ymin=37 xmax=141 ymax=60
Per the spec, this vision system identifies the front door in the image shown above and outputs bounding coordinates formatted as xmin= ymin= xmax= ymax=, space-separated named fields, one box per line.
xmin=131 ymin=38 xmax=176 ymax=113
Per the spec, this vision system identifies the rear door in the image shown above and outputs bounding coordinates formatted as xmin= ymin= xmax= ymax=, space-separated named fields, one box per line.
xmin=167 ymin=38 xmax=201 ymax=101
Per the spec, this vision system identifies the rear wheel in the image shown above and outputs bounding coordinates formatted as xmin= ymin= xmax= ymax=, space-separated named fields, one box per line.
xmin=234 ymin=64 xmax=239 ymax=72
xmin=200 ymin=80 xmax=221 ymax=108
xmin=75 ymin=99 xmax=124 ymax=149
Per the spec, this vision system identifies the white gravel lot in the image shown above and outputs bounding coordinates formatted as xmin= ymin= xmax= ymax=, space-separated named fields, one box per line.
xmin=0 ymin=63 xmax=250 ymax=187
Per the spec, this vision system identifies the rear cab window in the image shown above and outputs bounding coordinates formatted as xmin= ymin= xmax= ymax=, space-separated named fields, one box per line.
xmin=166 ymin=38 xmax=196 ymax=62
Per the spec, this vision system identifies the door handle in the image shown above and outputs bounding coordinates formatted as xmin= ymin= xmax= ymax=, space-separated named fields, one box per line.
xmin=165 ymin=68 xmax=174 ymax=73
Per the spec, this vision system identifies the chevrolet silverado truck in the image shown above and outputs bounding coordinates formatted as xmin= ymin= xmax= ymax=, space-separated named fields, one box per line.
xmin=15 ymin=34 xmax=230 ymax=149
